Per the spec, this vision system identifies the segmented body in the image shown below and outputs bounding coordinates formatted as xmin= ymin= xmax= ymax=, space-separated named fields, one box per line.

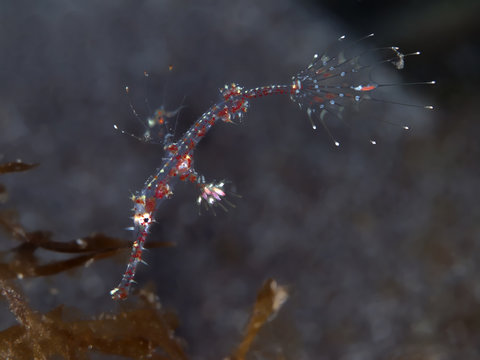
xmin=110 ymin=35 xmax=433 ymax=300
xmin=111 ymin=84 xmax=298 ymax=299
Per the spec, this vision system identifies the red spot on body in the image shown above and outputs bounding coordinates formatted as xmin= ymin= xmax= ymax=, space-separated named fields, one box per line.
xmin=155 ymin=183 xmax=170 ymax=199
xmin=145 ymin=197 xmax=156 ymax=213
xmin=231 ymin=99 xmax=244 ymax=113
xmin=167 ymin=144 xmax=178 ymax=153
xmin=360 ymin=85 xmax=377 ymax=92
xmin=114 ymin=291 xmax=127 ymax=300
xmin=176 ymin=155 xmax=192 ymax=175
xmin=217 ymin=108 xmax=228 ymax=117
xmin=217 ymin=107 xmax=232 ymax=123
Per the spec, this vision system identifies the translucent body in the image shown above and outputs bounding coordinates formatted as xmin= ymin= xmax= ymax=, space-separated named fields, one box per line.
xmin=110 ymin=35 xmax=434 ymax=300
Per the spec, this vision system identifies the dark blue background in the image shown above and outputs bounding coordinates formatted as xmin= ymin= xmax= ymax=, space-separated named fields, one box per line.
xmin=0 ymin=0 xmax=478 ymax=359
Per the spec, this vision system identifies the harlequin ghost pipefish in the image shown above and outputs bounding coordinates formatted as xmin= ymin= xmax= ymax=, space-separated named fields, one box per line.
xmin=110 ymin=34 xmax=435 ymax=300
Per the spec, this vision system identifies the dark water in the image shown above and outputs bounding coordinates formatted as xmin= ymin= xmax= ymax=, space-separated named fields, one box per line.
xmin=0 ymin=0 xmax=478 ymax=359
